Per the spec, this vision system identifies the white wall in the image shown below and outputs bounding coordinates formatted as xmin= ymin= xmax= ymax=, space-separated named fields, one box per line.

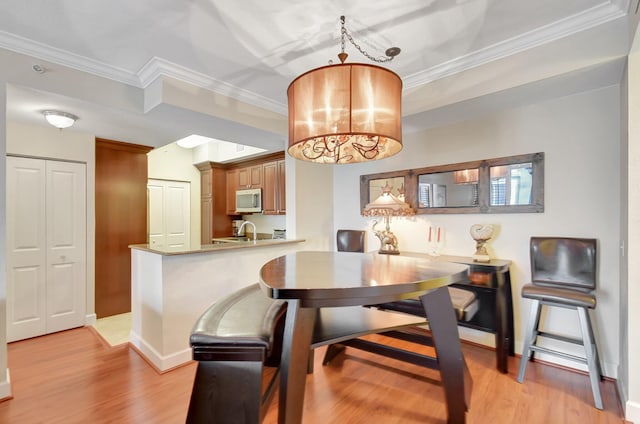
xmin=0 ymin=84 xmax=9 ymax=400
xmin=333 ymin=85 xmax=621 ymax=377
xmin=625 ymin=27 xmax=640 ymax=422
xmin=147 ymin=142 xmax=201 ymax=246
xmin=6 ymin=121 xmax=97 ymax=323
xmin=192 ymin=140 xmax=268 ymax=163
xmin=287 ymin=155 xmax=334 ymax=251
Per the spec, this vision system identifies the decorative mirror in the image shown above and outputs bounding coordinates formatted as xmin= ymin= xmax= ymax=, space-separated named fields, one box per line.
xmin=369 ymin=176 xmax=405 ymax=202
xmin=360 ymin=152 xmax=544 ymax=214
xmin=489 ymin=162 xmax=533 ymax=206
xmin=418 ymin=169 xmax=479 ymax=208
xmin=360 ymin=170 xmax=415 ymax=214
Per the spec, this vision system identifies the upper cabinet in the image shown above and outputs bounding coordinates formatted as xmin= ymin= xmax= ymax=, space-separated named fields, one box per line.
xmin=197 ymin=162 xmax=232 ymax=240
xmin=221 ymin=151 xmax=286 ymax=216
xmin=360 ymin=152 xmax=544 ymax=215
xmin=263 ymin=159 xmax=286 ymax=215
xmin=237 ymin=164 xmax=263 ymax=189
xmin=226 ymin=168 xmax=239 ymax=215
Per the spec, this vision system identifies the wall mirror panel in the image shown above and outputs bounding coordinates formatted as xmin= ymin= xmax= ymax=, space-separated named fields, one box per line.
xmin=489 ymin=162 xmax=533 ymax=206
xmin=418 ymin=170 xmax=479 ymax=208
xmin=360 ymin=152 xmax=544 ymax=214
xmin=369 ymin=176 xmax=405 ymax=201
xmin=360 ymin=170 xmax=415 ymax=213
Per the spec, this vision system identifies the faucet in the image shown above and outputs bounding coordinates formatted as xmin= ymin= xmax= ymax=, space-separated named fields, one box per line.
xmin=238 ymin=220 xmax=257 ymax=241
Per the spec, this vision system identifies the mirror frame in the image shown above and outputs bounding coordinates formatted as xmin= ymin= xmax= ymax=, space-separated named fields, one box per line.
xmin=360 ymin=152 xmax=544 ymax=215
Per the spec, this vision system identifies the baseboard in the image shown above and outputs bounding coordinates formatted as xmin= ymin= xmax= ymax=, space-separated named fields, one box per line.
xmin=128 ymin=330 xmax=192 ymax=373
xmin=85 ymin=313 xmax=97 ymax=326
xmin=458 ymin=326 xmax=496 ymax=348
xmin=0 ymin=369 xmax=12 ymax=402
xmin=626 ymin=400 xmax=640 ymax=423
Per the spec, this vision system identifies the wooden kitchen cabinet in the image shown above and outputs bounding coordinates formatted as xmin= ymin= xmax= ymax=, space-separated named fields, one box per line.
xmin=237 ymin=164 xmax=263 ymax=189
xmin=277 ymin=160 xmax=286 ymax=214
xmin=226 ymin=168 xmax=239 ymax=215
xmin=223 ymin=151 xmax=285 ymax=215
xmin=262 ymin=159 xmax=286 ymax=215
xmin=197 ymin=162 xmax=233 ymax=242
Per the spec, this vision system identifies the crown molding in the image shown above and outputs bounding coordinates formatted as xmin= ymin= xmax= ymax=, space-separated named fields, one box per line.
xmin=403 ymin=1 xmax=629 ymax=89
xmin=137 ymin=57 xmax=288 ymax=115
xmin=0 ymin=30 xmax=140 ymax=87
xmin=0 ymin=1 xmax=629 ymax=114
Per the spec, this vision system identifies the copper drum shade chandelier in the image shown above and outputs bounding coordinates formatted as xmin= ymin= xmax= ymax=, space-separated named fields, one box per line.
xmin=287 ymin=16 xmax=403 ymax=164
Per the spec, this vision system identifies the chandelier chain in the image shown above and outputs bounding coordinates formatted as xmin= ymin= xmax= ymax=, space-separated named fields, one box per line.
xmin=340 ymin=16 xmax=395 ymax=63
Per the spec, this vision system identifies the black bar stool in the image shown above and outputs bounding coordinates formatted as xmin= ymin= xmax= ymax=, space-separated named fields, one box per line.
xmin=517 ymin=237 xmax=603 ymax=409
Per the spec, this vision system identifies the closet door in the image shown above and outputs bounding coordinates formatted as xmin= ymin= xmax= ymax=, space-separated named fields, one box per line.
xmin=45 ymin=160 xmax=86 ymax=333
xmin=6 ymin=157 xmax=47 ymax=341
xmin=147 ymin=179 xmax=190 ymax=252
xmin=6 ymin=157 xmax=86 ymax=342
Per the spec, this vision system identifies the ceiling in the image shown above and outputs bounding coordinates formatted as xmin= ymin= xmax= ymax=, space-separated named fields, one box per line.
xmin=0 ymin=0 xmax=638 ymax=151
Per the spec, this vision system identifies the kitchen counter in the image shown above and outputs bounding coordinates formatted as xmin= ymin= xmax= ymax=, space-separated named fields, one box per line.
xmin=129 ymin=237 xmax=307 ymax=372
xmin=130 ymin=237 xmax=304 ymax=256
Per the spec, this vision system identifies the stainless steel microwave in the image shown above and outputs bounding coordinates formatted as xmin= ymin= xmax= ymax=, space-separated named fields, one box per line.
xmin=235 ymin=188 xmax=262 ymax=213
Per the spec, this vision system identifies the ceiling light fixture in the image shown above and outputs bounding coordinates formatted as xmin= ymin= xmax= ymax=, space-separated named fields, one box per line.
xmin=287 ymin=16 xmax=403 ymax=164
xmin=43 ymin=110 xmax=78 ymax=129
xmin=175 ymin=134 xmax=213 ymax=148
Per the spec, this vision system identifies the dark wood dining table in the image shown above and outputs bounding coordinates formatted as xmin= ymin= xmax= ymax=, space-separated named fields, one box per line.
xmin=259 ymin=251 xmax=473 ymax=424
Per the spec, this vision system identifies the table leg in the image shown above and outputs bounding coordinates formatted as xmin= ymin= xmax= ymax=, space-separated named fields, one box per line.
xmin=421 ymin=286 xmax=472 ymax=424
xmin=495 ymin=270 xmax=508 ymax=373
xmin=495 ymin=268 xmax=516 ymax=373
xmin=278 ymin=300 xmax=317 ymax=424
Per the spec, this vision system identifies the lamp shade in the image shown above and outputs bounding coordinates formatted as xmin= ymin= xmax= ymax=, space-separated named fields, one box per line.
xmin=287 ymin=63 xmax=402 ymax=164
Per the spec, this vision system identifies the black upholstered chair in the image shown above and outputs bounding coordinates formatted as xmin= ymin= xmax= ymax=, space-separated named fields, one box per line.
xmin=315 ymin=230 xmax=366 ymax=367
xmin=336 ymin=229 xmax=366 ymax=253
xmin=517 ymin=237 xmax=603 ymax=409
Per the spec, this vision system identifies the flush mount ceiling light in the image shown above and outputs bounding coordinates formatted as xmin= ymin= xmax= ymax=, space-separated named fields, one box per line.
xmin=43 ymin=110 xmax=78 ymax=129
xmin=175 ymin=134 xmax=214 ymax=148
xmin=287 ymin=16 xmax=403 ymax=164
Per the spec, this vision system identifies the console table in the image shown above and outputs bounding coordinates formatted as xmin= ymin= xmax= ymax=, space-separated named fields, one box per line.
xmin=382 ymin=253 xmax=514 ymax=373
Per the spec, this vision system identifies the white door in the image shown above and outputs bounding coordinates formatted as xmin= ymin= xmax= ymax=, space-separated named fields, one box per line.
xmin=147 ymin=179 xmax=190 ymax=251
xmin=6 ymin=157 xmax=86 ymax=342
xmin=45 ymin=160 xmax=86 ymax=334
xmin=7 ymin=157 xmax=47 ymax=341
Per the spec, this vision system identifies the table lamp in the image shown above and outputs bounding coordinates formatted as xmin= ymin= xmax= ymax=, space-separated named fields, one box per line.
xmin=362 ymin=182 xmax=414 ymax=254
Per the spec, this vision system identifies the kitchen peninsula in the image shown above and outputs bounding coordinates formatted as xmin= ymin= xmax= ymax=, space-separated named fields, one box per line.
xmin=129 ymin=238 xmax=305 ymax=372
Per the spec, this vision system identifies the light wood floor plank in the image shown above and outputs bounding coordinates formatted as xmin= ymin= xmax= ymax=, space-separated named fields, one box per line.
xmin=0 ymin=327 xmax=627 ymax=423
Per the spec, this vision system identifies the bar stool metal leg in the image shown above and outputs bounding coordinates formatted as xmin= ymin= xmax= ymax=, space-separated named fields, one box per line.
xmin=517 ymin=299 xmax=541 ymax=383
xmin=577 ymin=308 xmax=603 ymax=409
xmin=584 ymin=308 xmax=603 ymax=379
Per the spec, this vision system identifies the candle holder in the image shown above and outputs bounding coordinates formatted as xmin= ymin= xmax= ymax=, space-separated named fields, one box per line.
xmin=427 ymin=226 xmax=443 ymax=256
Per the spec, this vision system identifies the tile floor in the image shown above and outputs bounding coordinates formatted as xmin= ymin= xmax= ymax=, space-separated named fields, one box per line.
xmin=93 ymin=312 xmax=131 ymax=346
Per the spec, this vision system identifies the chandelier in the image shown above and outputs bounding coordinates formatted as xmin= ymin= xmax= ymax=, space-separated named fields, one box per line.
xmin=287 ymin=16 xmax=403 ymax=164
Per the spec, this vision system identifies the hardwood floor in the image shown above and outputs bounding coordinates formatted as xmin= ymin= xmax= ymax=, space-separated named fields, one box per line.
xmin=0 ymin=327 xmax=627 ymax=423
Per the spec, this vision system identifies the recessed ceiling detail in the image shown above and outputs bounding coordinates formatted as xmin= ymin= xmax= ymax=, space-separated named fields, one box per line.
xmin=1 ymin=1 xmax=636 ymax=151
xmin=0 ymin=1 xmax=631 ymax=116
